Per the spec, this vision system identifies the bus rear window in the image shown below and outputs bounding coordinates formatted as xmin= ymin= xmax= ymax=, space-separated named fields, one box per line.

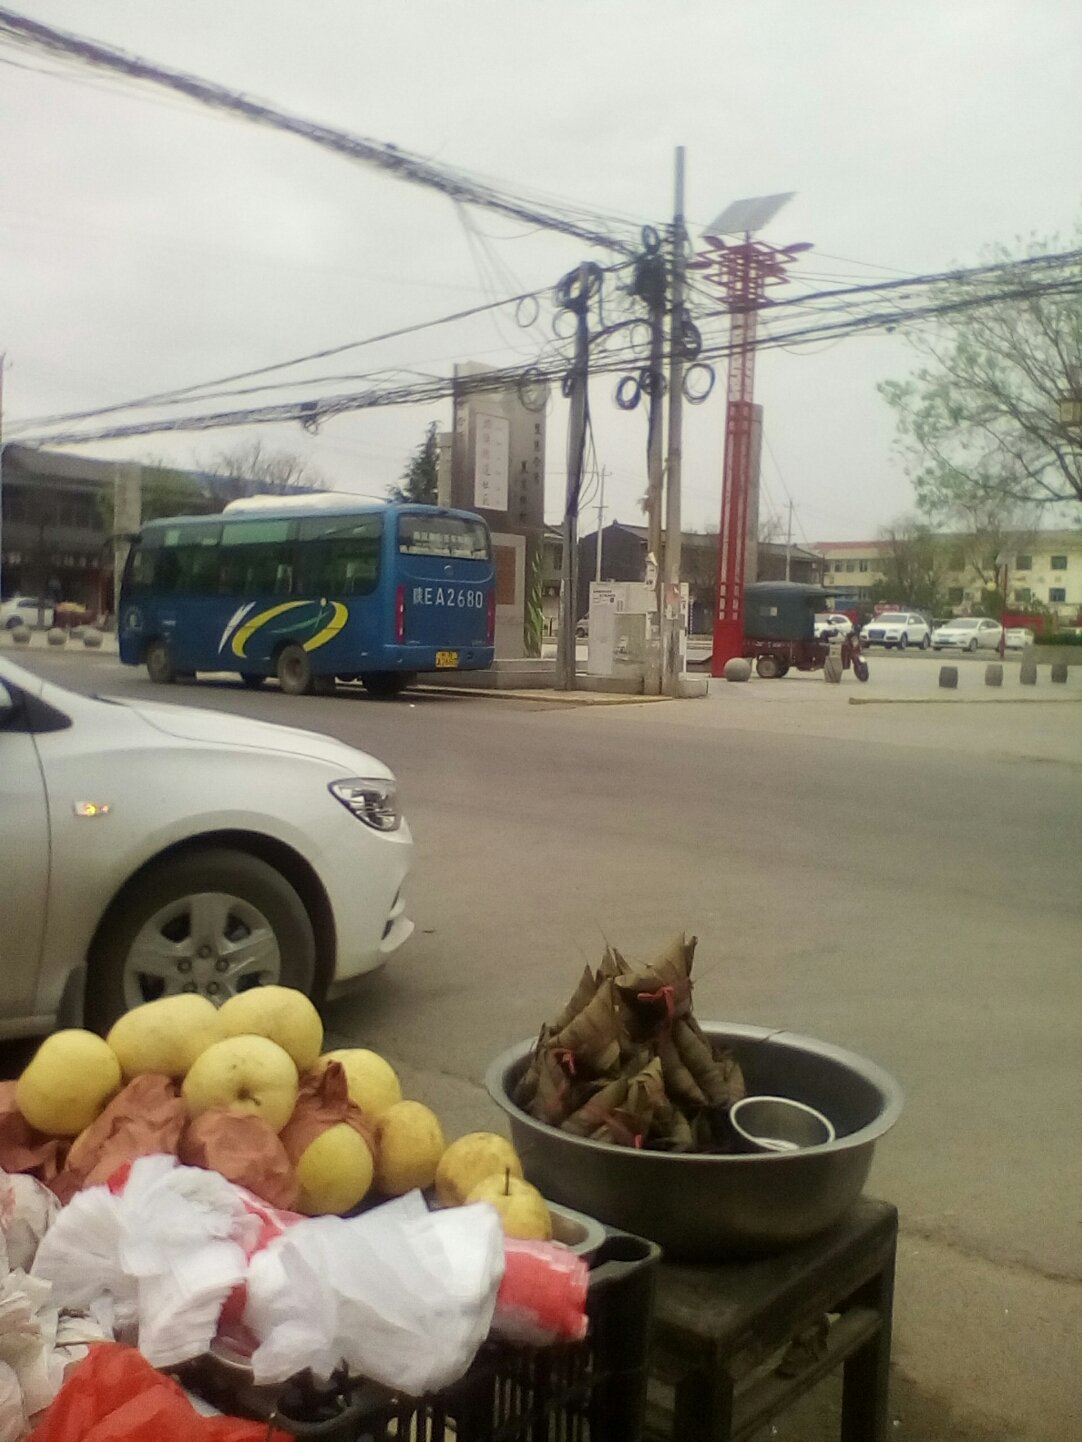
xmin=398 ymin=516 xmax=489 ymax=560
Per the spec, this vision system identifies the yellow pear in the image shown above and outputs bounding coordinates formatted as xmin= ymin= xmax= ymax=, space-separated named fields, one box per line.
xmin=317 ymin=1049 xmax=401 ymax=1118
xmin=182 ymin=1035 xmax=299 ymax=1131
xmin=293 ymin=1124 xmax=374 ymax=1215
xmin=374 ymin=1101 xmax=446 ymax=1195
xmin=217 ymin=986 xmax=323 ymax=1072
xmin=16 ymin=1030 xmax=122 ymax=1137
xmin=465 ymin=1171 xmax=553 ymax=1240
xmin=434 ymin=1131 xmax=522 ymax=1207
xmin=106 ymin=995 xmax=225 ymax=1079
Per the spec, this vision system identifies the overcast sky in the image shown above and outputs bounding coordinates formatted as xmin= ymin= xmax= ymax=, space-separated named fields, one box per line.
xmin=1 ymin=1 xmax=1078 ymax=543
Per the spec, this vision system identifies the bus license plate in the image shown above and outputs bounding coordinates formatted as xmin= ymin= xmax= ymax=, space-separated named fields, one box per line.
xmin=435 ymin=650 xmax=459 ymax=669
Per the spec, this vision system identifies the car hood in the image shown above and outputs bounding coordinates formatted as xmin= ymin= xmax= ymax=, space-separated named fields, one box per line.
xmin=103 ymin=694 xmax=393 ymax=777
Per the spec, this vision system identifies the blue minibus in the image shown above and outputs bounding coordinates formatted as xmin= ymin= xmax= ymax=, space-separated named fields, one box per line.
xmin=118 ymin=498 xmax=495 ymax=697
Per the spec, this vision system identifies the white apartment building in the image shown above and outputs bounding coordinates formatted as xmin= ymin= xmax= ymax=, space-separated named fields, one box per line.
xmin=813 ymin=531 xmax=1082 ymax=619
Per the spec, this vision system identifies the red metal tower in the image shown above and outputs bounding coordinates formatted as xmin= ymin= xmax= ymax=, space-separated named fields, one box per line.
xmin=691 ymin=198 xmax=809 ymax=675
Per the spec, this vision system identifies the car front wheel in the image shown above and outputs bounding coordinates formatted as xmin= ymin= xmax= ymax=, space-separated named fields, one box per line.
xmin=968 ymin=638 xmax=978 ymax=653
xmin=921 ymin=634 xmax=930 ymax=649
xmin=86 ymin=848 xmax=317 ymax=1031
xmin=898 ymin=634 xmax=908 ymax=651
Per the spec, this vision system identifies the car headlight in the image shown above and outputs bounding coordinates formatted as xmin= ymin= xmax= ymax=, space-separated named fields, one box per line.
xmin=329 ymin=778 xmax=401 ymax=832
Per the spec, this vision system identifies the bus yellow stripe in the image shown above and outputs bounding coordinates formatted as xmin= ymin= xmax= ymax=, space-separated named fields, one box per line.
xmin=302 ymin=601 xmax=348 ymax=652
xmin=231 ymin=602 xmax=308 ymax=658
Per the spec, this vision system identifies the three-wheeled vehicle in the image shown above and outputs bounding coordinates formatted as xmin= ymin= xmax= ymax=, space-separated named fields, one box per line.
xmin=742 ymin=582 xmax=869 ymax=681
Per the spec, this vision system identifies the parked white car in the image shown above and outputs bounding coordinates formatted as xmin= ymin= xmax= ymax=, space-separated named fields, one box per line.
xmin=814 ymin=613 xmax=853 ymax=639
xmin=1004 ymin=627 xmax=1035 ymax=650
xmin=0 ymin=596 xmax=54 ymax=630
xmin=0 ymin=655 xmax=413 ymax=1037
xmin=860 ymin=612 xmax=931 ymax=650
xmin=931 ymin=617 xmax=1004 ymax=652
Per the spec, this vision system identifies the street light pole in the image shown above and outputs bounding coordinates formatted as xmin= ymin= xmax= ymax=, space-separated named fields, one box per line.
xmin=556 ymin=263 xmax=593 ymax=692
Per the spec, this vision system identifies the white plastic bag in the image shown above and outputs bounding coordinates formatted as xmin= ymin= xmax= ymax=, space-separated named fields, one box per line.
xmin=32 ymin=1155 xmax=252 ymax=1367
xmin=245 ymin=1191 xmax=506 ymax=1394
xmin=0 ymin=1360 xmax=25 ymax=1442
xmin=0 ymin=1174 xmax=60 ymax=1274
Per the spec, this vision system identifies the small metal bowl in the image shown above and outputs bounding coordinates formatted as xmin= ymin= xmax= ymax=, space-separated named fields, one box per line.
xmin=729 ymin=1095 xmax=836 ymax=1153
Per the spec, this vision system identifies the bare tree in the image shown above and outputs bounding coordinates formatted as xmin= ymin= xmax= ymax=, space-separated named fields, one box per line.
xmin=200 ymin=441 xmax=325 ymax=504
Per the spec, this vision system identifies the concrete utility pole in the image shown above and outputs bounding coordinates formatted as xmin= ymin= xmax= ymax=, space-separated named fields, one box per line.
xmin=594 ymin=466 xmax=606 ymax=581
xmin=556 ymin=264 xmax=592 ymax=692
xmin=112 ymin=462 xmax=142 ymax=617
xmin=784 ymin=499 xmax=794 ymax=581
xmin=643 ymin=248 xmax=666 ymax=696
xmin=661 ymin=147 xmax=688 ymax=698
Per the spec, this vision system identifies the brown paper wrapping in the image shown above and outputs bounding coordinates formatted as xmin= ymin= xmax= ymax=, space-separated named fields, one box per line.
xmin=179 ymin=1111 xmax=299 ymax=1210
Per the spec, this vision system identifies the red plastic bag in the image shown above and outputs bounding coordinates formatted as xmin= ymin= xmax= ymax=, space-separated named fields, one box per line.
xmin=29 ymin=1343 xmax=289 ymax=1442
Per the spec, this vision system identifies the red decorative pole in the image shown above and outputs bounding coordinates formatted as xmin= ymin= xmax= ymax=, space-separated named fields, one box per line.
xmin=692 ymin=212 xmax=809 ymax=675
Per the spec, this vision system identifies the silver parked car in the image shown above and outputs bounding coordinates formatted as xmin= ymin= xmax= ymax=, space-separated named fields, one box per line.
xmin=0 ymin=655 xmax=413 ymax=1037
xmin=931 ymin=617 xmax=1004 ymax=652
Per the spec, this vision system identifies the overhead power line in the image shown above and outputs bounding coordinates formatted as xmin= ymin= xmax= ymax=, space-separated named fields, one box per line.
xmin=18 ymin=265 xmax=1081 ymax=450
xmin=0 ymin=6 xmax=638 ymax=255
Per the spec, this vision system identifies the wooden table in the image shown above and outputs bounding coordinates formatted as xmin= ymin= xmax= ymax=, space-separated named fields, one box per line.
xmin=645 ymin=1198 xmax=898 ymax=1442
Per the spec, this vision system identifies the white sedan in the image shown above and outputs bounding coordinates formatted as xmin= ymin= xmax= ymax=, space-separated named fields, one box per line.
xmin=931 ymin=617 xmax=1004 ymax=652
xmin=0 ymin=655 xmax=413 ymax=1037
xmin=814 ymin=613 xmax=853 ymax=639
xmin=860 ymin=612 xmax=931 ymax=650
xmin=1004 ymin=627 xmax=1035 ymax=650
xmin=0 ymin=596 xmax=54 ymax=630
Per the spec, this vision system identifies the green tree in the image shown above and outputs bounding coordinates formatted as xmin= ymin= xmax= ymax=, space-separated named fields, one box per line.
xmin=868 ymin=518 xmax=946 ymax=613
xmin=390 ymin=421 xmax=439 ymax=504
xmin=878 ymin=230 xmax=1082 ymax=515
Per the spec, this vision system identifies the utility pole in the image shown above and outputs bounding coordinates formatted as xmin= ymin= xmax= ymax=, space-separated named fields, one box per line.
xmin=662 ymin=147 xmax=687 ymax=697
xmin=641 ymin=240 xmax=667 ymax=696
xmin=594 ymin=466 xmax=606 ymax=581
xmin=784 ymin=499 xmax=793 ymax=581
xmin=556 ymin=264 xmax=592 ymax=692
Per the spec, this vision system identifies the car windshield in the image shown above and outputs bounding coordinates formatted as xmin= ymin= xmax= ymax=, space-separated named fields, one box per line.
xmin=947 ymin=619 xmax=979 ymax=629
xmin=876 ymin=614 xmax=907 ymax=623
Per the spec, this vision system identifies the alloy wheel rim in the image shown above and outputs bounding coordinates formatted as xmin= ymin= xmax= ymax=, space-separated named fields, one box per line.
xmin=124 ymin=889 xmax=282 ymax=1008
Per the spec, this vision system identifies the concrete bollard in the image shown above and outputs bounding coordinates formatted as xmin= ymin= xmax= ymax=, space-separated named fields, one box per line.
xmin=1050 ymin=662 xmax=1068 ymax=684
xmin=939 ymin=666 xmax=959 ymax=689
xmin=46 ymin=628 xmax=67 ymax=647
xmin=723 ymin=657 xmax=752 ymax=683
xmin=823 ymin=656 xmax=843 ymax=684
xmin=1020 ymin=661 xmax=1038 ymax=686
xmin=985 ymin=664 xmax=1003 ymax=687
xmin=83 ymin=630 xmax=104 ymax=649
xmin=11 ymin=626 xmax=30 ymax=646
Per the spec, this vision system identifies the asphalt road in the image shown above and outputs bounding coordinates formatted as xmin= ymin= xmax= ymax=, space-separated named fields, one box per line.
xmin=6 ymin=646 xmax=1081 ymax=1441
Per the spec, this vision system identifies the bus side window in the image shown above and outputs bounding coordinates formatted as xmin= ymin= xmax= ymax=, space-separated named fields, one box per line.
xmin=128 ymin=549 xmax=157 ymax=594
xmin=218 ymin=542 xmax=296 ymax=596
xmin=303 ymin=536 xmax=379 ymax=595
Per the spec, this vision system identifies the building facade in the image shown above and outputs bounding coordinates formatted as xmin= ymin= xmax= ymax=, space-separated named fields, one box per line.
xmin=813 ymin=531 xmax=1082 ymax=622
xmin=539 ymin=522 xmax=824 ymax=636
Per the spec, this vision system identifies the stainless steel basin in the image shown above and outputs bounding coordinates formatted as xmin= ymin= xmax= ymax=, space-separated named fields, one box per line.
xmin=486 ymin=1022 xmax=903 ymax=1260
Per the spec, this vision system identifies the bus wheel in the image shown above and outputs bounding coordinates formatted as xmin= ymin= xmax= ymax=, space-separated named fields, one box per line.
xmin=240 ymin=674 xmax=266 ymax=690
xmin=362 ymin=672 xmax=412 ymax=700
xmin=277 ymin=644 xmax=313 ymax=695
xmin=145 ymin=639 xmax=175 ymax=684
xmin=755 ymin=655 xmax=783 ymax=679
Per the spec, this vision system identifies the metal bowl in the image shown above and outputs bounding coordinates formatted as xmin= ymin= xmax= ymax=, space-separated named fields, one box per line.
xmin=729 ymin=1095 xmax=836 ymax=1153
xmin=486 ymin=1022 xmax=903 ymax=1260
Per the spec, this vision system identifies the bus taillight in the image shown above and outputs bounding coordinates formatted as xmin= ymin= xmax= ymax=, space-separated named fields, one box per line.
xmin=395 ymin=586 xmax=406 ymax=642
xmin=486 ymin=590 xmax=495 ymax=645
